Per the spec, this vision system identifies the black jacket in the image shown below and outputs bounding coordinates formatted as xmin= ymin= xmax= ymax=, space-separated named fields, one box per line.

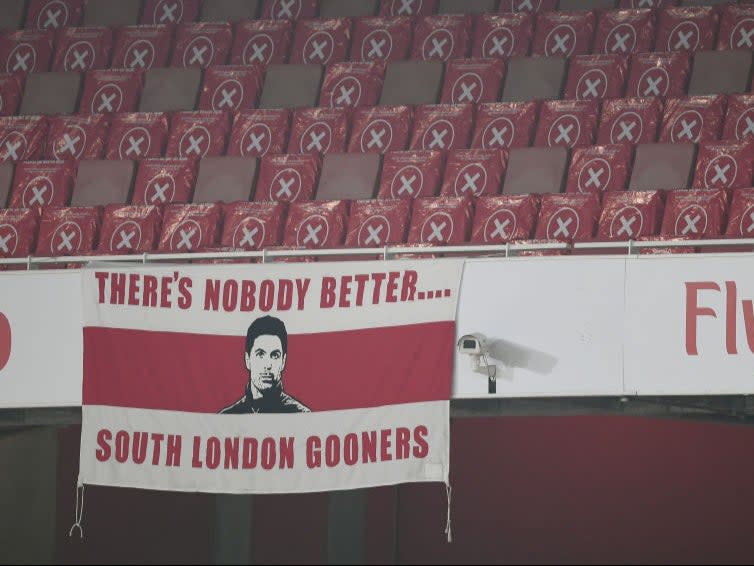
xmin=220 ymin=384 xmax=310 ymax=414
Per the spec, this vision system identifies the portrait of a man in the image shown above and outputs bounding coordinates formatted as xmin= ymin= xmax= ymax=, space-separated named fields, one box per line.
xmin=220 ymin=315 xmax=310 ymax=414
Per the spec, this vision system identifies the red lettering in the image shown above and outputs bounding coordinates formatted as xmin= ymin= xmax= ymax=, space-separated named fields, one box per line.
xmin=166 ymin=434 xmax=181 ymax=467
xmin=727 ymin=281 xmax=737 ymax=354
xmin=224 ymin=437 xmax=239 ymax=469
xmin=128 ymin=273 xmax=140 ymax=306
xmin=278 ymin=279 xmax=293 ymax=310
xmin=320 ymin=277 xmax=336 ymax=308
xmin=395 ymin=427 xmax=411 ymax=460
xmin=296 ymin=278 xmax=310 ymax=310
xmin=204 ymin=279 xmax=220 ymax=311
xmin=243 ymin=438 xmax=258 ymax=469
xmin=131 ymin=432 xmax=148 ymax=464
xmin=343 ymin=433 xmax=359 ymax=466
xmin=160 ymin=276 xmax=172 ymax=308
xmin=306 ymin=436 xmax=321 ymax=468
xmin=192 ymin=435 xmax=203 ymax=468
xmin=401 ymin=270 xmax=418 ymax=301
xmin=353 ymin=274 xmax=369 ymax=306
xmin=259 ymin=280 xmax=274 ymax=312
xmin=261 ymin=437 xmax=276 ymax=470
xmin=279 ymin=437 xmax=294 ymax=469
xmin=95 ymin=272 xmax=108 ymax=303
xmin=386 ymin=271 xmax=400 ymax=303
xmin=222 ymin=280 xmax=238 ymax=312
xmin=115 ymin=430 xmax=129 ymax=463
xmin=325 ymin=435 xmax=340 ymax=467
xmin=206 ymin=437 xmax=221 ymax=469
xmin=744 ymin=300 xmax=754 ymax=354
xmin=241 ymin=280 xmax=256 ymax=311
xmin=151 ymin=433 xmax=164 ymax=465
xmin=380 ymin=429 xmax=392 ymax=461
xmin=178 ymin=277 xmax=192 ymax=309
xmin=413 ymin=426 xmax=429 ymax=459
xmin=0 ymin=312 xmax=10 ymax=372
xmin=339 ymin=276 xmax=352 ymax=308
xmin=371 ymin=273 xmax=386 ymax=304
xmin=685 ymin=282 xmax=720 ymax=355
xmin=143 ymin=275 xmax=158 ymax=307
xmin=95 ymin=429 xmax=112 ymax=462
xmin=361 ymin=431 xmax=377 ymax=463
xmin=111 ymin=273 xmax=126 ymax=305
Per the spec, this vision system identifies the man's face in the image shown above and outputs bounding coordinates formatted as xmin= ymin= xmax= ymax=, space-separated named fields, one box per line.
xmin=245 ymin=334 xmax=286 ymax=395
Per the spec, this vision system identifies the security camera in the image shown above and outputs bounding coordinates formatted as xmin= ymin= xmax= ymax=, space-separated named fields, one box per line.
xmin=457 ymin=334 xmax=496 ymax=381
xmin=457 ymin=334 xmax=482 ymax=355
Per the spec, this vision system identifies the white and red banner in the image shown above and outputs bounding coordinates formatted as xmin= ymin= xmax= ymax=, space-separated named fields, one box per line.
xmin=79 ymin=260 xmax=463 ymax=493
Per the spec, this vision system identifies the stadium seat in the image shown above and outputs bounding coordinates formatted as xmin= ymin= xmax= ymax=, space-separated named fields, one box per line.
xmin=139 ymin=67 xmax=202 ymax=112
xmin=535 ymin=192 xmax=601 ymax=242
xmin=97 ymin=204 xmax=162 ymax=253
xmin=406 ymin=195 xmax=473 ymax=245
xmin=348 ymin=105 xmax=413 ymax=153
xmin=597 ymin=190 xmax=663 ymax=240
xmin=499 ymin=0 xmax=558 ymax=12
xmin=409 ymin=103 xmax=474 ymax=151
xmin=36 ymin=205 xmax=101 ymax=256
xmin=193 ymin=156 xmax=259 ymax=203
xmin=316 ymin=152 xmax=381 ymax=200
xmin=378 ymin=149 xmax=445 ymax=199
xmin=658 ymin=95 xmax=725 ymax=144
xmin=258 ymin=64 xmax=324 ymax=109
xmin=471 ymin=13 xmax=534 ymax=59
xmin=111 ymin=24 xmax=174 ymax=70
xmin=0 ymin=207 xmax=39 ymax=260
xmin=132 ymin=157 xmax=198 ymax=205
xmin=563 ymin=54 xmax=628 ymax=100
xmin=200 ymin=0 xmax=261 ymax=22
xmin=260 ymin=0 xmax=318 ymax=20
xmin=254 ymin=153 xmax=321 ymax=202
xmin=71 ymin=159 xmax=135 ymax=206
xmin=319 ymin=61 xmax=386 ymax=108
xmin=165 ymin=110 xmax=230 ymax=159
xmin=51 ymin=26 xmax=114 ymax=72
xmin=626 ymin=52 xmax=691 ymax=98
xmin=654 ymin=6 xmax=718 ymax=53
xmin=227 ymin=108 xmax=291 ymax=157
xmin=597 ymin=97 xmax=663 ymax=145
xmin=565 ymin=144 xmax=632 ymax=194
xmin=25 ymin=0 xmax=63 ymax=30
xmin=19 ymin=71 xmax=81 ymax=115
xmin=350 ymin=16 xmax=413 ymax=62
xmin=283 ymin=200 xmax=349 ymax=248
xmin=500 ymin=56 xmax=567 ymax=103
xmin=471 ymin=101 xmax=539 ymax=149
xmin=531 ymin=11 xmax=596 ymax=58
xmin=692 ymin=141 xmax=754 ymax=190
xmin=220 ymin=201 xmax=287 ymax=250
xmin=171 ymin=22 xmax=233 ymax=68
xmin=0 ymin=163 xmax=13 ymax=206
xmin=199 ymin=65 xmax=264 ymax=112
xmin=716 ymin=4 xmax=754 ymax=51
xmin=440 ymin=148 xmax=507 ymax=198
xmin=628 ymin=142 xmax=696 ymax=190
xmin=410 ymin=14 xmax=473 ymax=61
xmin=660 ymin=188 xmax=726 ymax=239
xmin=502 ymin=146 xmax=568 ymax=194
xmin=592 ymin=8 xmax=656 ymax=55
xmin=141 ymin=0 xmax=202 ymax=25
xmin=321 ymin=0 xmax=379 ymax=18
xmin=230 ymin=19 xmax=293 ymax=66
xmin=105 ymin=112 xmax=170 ymax=160
xmin=9 ymin=160 xmax=75 ymax=209
xmin=0 ymin=29 xmax=55 ymax=74
xmin=46 ymin=114 xmax=109 ymax=161
xmin=470 ymin=193 xmax=539 ymax=244
xmin=534 ymin=99 xmax=599 ymax=149
xmin=722 ymin=94 xmax=754 ymax=143
xmin=345 ymin=197 xmax=410 ymax=246
xmin=82 ymin=0 xmax=142 ymax=26
xmin=0 ymin=73 xmax=24 ymax=117
xmin=687 ymin=50 xmax=754 ymax=96
xmin=440 ymin=57 xmax=505 ymax=104
xmin=79 ymin=69 xmax=144 ymax=114
xmin=157 ymin=202 xmax=222 ymax=252
xmin=725 ymin=188 xmax=754 ymax=238
xmin=379 ymin=60 xmax=443 ymax=105
xmin=288 ymin=106 xmax=350 ymax=154
xmin=289 ymin=18 xmax=353 ymax=66
xmin=0 ymin=116 xmax=49 ymax=163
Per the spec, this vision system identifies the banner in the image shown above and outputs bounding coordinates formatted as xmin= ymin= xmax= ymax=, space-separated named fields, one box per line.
xmin=79 ymin=260 xmax=463 ymax=493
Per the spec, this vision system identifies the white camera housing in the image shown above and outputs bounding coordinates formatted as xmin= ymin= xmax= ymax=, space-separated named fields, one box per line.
xmin=456 ymin=334 xmax=496 ymax=379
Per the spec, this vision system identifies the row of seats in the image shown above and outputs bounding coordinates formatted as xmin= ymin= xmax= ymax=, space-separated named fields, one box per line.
xmin=0 ymin=187 xmax=751 ymax=261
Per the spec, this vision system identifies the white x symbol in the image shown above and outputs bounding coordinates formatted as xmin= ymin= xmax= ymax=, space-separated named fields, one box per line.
xmin=29 ymin=185 xmax=47 ymax=206
xmin=551 ymin=33 xmax=570 ymax=54
xmin=459 ymin=173 xmax=480 ymax=194
xmin=458 ymin=82 xmax=476 ymax=102
xmin=747 ymin=212 xmax=754 ymax=234
xmin=428 ymin=128 xmax=448 ymax=149
xmin=303 ymin=222 xmax=323 ymax=245
xmin=239 ymin=226 xmax=259 ymax=247
xmin=160 ymin=2 xmax=178 ymax=22
xmin=367 ymin=128 xmax=385 ymax=149
xmin=116 ymin=229 xmax=136 ymax=250
xmin=71 ymin=49 xmax=89 ymax=70
xmin=428 ymin=37 xmax=447 ymax=58
xmin=711 ymin=163 xmax=730 ymax=185
xmin=742 ymin=116 xmax=754 ymax=139
xmin=218 ymin=88 xmax=236 ymax=109
xmin=611 ymin=32 xmax=629 ymax=53
xmin=176 ymin=228 xmax=196 ymax=250
xmin=681 ymin=214 xmax=700 ymax=235
xmin=126 ymin=135 xmax=145 ymax=157
xmin=150 ymin=182 xmax=169 ymax=203
xmin=585 ymin=167 xmax=604 ymax=189
xmin=276 ymin=177 xmax=294 ymax=198
xmin=0 ymin=233 xmax=12 ymax=253
xmin=427 ymin=221 xmax=447 ymax=242
xmin=309 ymin=40 xmax=327 ymax=61
xmin=246 ymin=131 xmax=265 ymax=153
xmin=737 ymin=27 xmax=754 ymax=48
xmin=97 ymin=92 xmax=116 ymax=112
xmin=367 ymin=38 xmax=385 ymax=58
xmin=43 ymin=8 xmax=61 ymax=27
xmin=365 ymin=223 xmax=383 ymax=245
xmin=130 ymin=48 xmax=148 ymax=68
xmin=582 ymin=77 xmax=601 ymax=98
xmin=674 ymin=30 xmax=693 ymax=50
xmin=617 ymin=215 xmax=636 ymax=237
xmin=555 ymin=123 xmax=574 ymax=144
xmin=553 ymin=216 xmax=573 ymax=238
xmin=398 ymin=0 xmax=415 ymax=15
xmin=12 ymin=52 xmax=30 ymax=71
xmin=60 ymin=133 xmax=80 ymax=155
xmin=248 ymin=42 xmax=267 ymax=63
xmin=398 ymin=174 xmax=416 ymax=195
xmin=4 ymin=140 xmax=20 ymax=161
xmin=517 ymin=0 xmax=533 ymax=9
xmin=489 ymin=35 xmax=508 ymax=56
xmin=336 ymin=85 xmax=355 ymax=105
xmin=489 ymin=218 xmax=510 ymax=240
xmin=306 ymin=130 xmax=326 ymax=152
xmin=488 ymin=126 xmax=507 ymax=147
xmin=277 ymin=0 xmax=295 ymax=17
xmin=189 ymin=45 xmax=208 ymax=65
xmin=57 ymin=230 xmax=75 ymax=252
xmin=643 ymin=75 xmax=662 ymax=96
xmin=185 ymin=135 xmax=205 ymax=155
xmin=617 ymin=120 xmax=636 ymax=141
xmin=677 ymin=119 xmax=697 ymax=141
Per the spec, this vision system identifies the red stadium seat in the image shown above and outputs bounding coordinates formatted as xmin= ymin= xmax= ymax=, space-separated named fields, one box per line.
xmin=36 ymin=205 xmax=101 ymax=256
xmin=51 ymin=26 xmax=113 ymax=72
xmin=499 ymin=0 xmax=558 ymax=13
xmin=378 ymin=149 xmax=445 ymax=199
xmin=289 ymin=18 xmax=353 ymax=65
xmin=111 ymin=24 xmax=174 ymax=70
xmin=565 ymin=144 xmax=633 ymax=194
xmin=348 ymin=105 xmax=413 ymax=153
xmin=593 ymin=9 xmax=656 ymax=56
xmin=261 ymin=0 xmax=319 ymax=20
xmin=440 ymin=148 xmax=507 ymax=198
xmin=716 ymin=4 xmax=754 ymax=51
xmin=230 ymin=19 xmax=293 ymax=66
xmin=410 ymin=14 xmax=473 ymax=61
xmin=170 ymin=22 xmax=233 ymax=68
xmin=26 ymin=0 xmax=85 ymax=30
xmin=0 ymin=207 xmax=39 ymax=260
xmin=165 ymin=110 xmax=230 ymax=159
xmin=141 ymin=0 xmax=202 ymax=25
xmin=626 ymin=52 xmax=691 ymax=99
xmin=97 ymin=204 xmax=162 ymax=253
xmin=221 ymin=201 xmax=287 ymax=250
xmin=724 ymin=188 xmax=754 ymax=238
xmin=283 ymin=200 xmax=349 ymax=248
xmin=0 ymin=116 xmax=48 ymax=163
xmin=198 ymin=65 xmax=264 ymax=112
xmin=319 ymin=61 xmax=386 ymax=108
xmin=227 ymin=108 xmax=291 ymax=157
xmin=531 ymin=10 xmax=596 ymax=58
xmin=658 ymin=95 xmax=726 ymax=144
xmin=563 ymin=54 xmax=628 ymax=100
xmin=470 ymin=193 xmax=538 ymax=243
xmin=692 ymin=141 xmax=754 ymax=191
xmin=409 ymin=103 xmax=474 ymax=151
xmin=8 ymin=160 xmax=75 ymax=209
xmin=350 ymin=16 xmax=412 ymax=63
xmin=255 ymin=153 xmax=321 ymax=203
xmin=379 ymin=0 xmax=437 ymax=17
xmin=132 ymin=157 xmax=198 ymax=205
xmin=534 ymin=99 xmax=599 ymax=149
xmin=105 ymin=112 xmax=169 ymax=160
xmin=0 ymin=29 xmax=54 ymax=74
xmin=471 ymin=13 xmax=534 ymax=59
xmin=158 ymin=203 xmax=222 ymax=252
xmin=0 ymin=73 xmax=24 ymax=117
xmin=597 ymin=97 xmax=663 ymax=145
xmin=440 ymin=57 xmax=505 ymax=105
xmin=597 ymin=190 xmax=663 ymax=240
xmin=660 ymin=188 xmax=727 ymax=239
xmin=535 ymin=192 xmax=601 ymax=242
xmin=722 ymin=94 xmax=754 ymax=143
xmin=79 ymin=69 xmax=144 ymax=115
xmin=655 ymin=6 xmax=719 ymax=53
xmin=345 ymin=198 xmax=411 ymax=246
xmin=406 ymin=195 xmax=473 ymax=245
xmin=288 ymin=107 xmax=350 ymax=154
xmin=45 ymin=114 xmax=109 ymax=161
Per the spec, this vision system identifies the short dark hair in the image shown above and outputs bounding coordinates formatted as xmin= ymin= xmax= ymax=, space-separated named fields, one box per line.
xmin=246 ymin=315 xmax=288 ymax=356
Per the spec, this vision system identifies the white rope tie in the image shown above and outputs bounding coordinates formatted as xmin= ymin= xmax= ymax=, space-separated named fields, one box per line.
xmin=68 ymin=484 xmax=85 ymax=538
xmin=445 ymin=482 xmax=453 ymax=543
